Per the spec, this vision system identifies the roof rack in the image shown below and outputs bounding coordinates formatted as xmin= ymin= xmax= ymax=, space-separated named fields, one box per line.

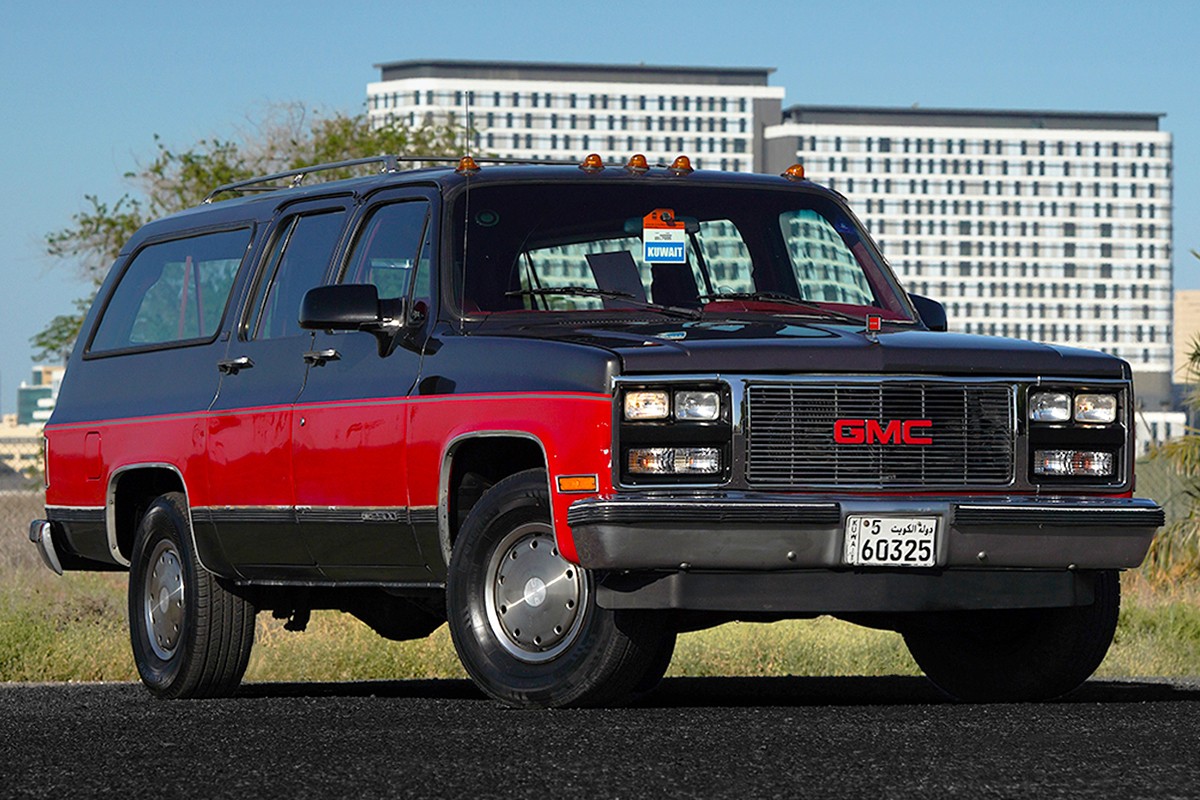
xmin=202 ymin=154 xmax=581 ymax=203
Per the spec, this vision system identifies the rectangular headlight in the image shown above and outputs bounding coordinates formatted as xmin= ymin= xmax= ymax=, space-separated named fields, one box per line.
xmin=1074 ymin=394 xmax=1117 ymax=424
xmin=1033 ymin=449 xmax=1113 ymax=477
xmin=627 ymin=447 xmax=722 ymax=475
xmin=624 ymin=390 xmax=669 ymax=420
xmin=1029 ymin=391 xmax=1071 ymax=422
xmin=674 ymin=390 xmax=720 ymax=421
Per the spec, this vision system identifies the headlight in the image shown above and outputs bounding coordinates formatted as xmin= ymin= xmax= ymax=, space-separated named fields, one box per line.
xmin=1029 ymin=392 xmax=1071 ymax=422
xmin=674 ymin=390 xmax=720 ymax=421
xmin=1074 ymin=394 xmax=1117 ymax=424
xmin=624 ymin=390 xmax=669 ymax=420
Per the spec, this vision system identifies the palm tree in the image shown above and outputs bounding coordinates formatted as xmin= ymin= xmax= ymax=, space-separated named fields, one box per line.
xmin=1146 ymin=249 xmax=1200 ymax=579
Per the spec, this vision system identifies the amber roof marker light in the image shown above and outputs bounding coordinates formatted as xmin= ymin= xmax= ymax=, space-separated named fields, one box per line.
xmin=669 ymin=155 xmax=694 ymax=175
xmin=625 ymin=154 xmax=650 ymax=174
xmin=782 ymin=163 xmax=806 ymax=181
xmin=580 ymin=153 xmax=605 ymax=173
xmin=456 ymin=156 xmax=481 ymax=175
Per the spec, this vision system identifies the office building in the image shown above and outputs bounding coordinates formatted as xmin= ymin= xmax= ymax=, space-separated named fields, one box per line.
xmin=368 ymin=60 xmax=784 ymax=172
xmin=366 ymin=61 xmax=1177 ymax=451
xmin=17 ymin=365 xmax=63 ymax=425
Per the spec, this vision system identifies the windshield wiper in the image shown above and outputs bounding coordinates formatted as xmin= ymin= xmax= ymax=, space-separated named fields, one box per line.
xmin=697 ymin=292 xmax=868 ymax=325
xmin=507 ymin=287 xmax=701 ymax=319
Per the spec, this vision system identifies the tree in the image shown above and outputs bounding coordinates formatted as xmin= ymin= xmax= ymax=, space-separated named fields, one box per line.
xmin=1146 ymin=248 xmax=1200 ymax=579
xmin=34 ymin=103 xmax=466 ymax=361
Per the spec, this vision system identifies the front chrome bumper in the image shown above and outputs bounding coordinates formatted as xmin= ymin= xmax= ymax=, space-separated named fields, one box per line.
xmin=567 ymin=493 xmax=1163 ymax=571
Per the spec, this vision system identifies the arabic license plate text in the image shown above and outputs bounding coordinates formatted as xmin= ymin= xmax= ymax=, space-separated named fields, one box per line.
xmin=844 ymin=516 xmax=937 ymax=567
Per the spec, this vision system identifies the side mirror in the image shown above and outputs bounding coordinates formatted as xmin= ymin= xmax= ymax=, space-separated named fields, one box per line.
xmin=909 ymin=294 xmax=948 ymax=332
xmin=299 ymin=284 xmax=382 ymax=331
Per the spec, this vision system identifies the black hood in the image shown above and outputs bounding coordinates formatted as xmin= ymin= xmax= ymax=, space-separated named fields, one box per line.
xmin=487 ymin=318 xmax=1129 ymax=379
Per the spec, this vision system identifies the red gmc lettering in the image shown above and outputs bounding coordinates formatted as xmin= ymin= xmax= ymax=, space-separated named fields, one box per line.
xmin=833 ymin=419 xmax=933 ymax=445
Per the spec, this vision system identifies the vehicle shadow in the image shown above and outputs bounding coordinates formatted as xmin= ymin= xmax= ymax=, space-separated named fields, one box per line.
xmin=235 ymin=674 xmax=1200 ymax=707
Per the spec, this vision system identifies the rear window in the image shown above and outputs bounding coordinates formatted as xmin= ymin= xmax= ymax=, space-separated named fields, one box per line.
xmin=89 ymin=228 xmax=249 ymax=354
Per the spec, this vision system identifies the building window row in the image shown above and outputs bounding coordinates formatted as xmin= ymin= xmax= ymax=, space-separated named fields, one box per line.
xmin=372 ymin=89 xmax=751 ymax=114
xmin=803 ymin=135 xmax=1166 ymax=160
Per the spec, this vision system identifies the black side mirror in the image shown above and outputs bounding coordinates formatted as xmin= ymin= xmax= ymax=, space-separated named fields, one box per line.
xmin=909 ymin=294 xmax=948 ymax=332
xmin=299 ymin=284 xmax=382 ymax=330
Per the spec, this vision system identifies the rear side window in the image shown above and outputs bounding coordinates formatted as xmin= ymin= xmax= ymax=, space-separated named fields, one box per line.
xmin=89 ymin=228 xmax=249 ymax=354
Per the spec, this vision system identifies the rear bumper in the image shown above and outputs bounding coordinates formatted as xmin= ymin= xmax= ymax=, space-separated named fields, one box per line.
xmin=29 ymin=520 xmax=64 ymax=576
xmin=567 ymin=493 xmax=1163 ymax=572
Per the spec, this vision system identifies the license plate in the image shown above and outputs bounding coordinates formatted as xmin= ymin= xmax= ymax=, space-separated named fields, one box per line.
xmin=844 ymin=515 xmax=938 ymax=567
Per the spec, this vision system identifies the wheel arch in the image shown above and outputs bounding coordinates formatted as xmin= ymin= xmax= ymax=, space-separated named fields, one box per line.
xmin=106 ymin=463 xmax=190 ymax=567
xmin=438 ymin=431 xmax=549 ymax=563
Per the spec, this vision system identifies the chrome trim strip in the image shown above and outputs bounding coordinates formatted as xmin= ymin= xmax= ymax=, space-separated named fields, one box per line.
xmin=231 ymin=579 xmax=446 ymax=590
xmin=106 ymin=462 xmax=192 ymax=570
xmin=438 ymin=430 xmax=551 ymax=565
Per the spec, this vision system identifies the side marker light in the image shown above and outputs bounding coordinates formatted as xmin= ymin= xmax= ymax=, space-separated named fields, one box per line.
xmin=557 ymin=475 xmax=598 ymax=493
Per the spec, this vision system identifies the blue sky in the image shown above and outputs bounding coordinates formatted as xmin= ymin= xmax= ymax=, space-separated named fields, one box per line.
xmin=1 ymin=0 xmax=1197 ymax=414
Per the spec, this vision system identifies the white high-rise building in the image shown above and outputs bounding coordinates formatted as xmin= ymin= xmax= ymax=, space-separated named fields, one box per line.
xmin=367 ymin=60 xmax=784 ymax=172
xmin=763 ymin=106 xmax=1174 ymax=409
xmin=365 ymin=62 xmax=1177 ymax=448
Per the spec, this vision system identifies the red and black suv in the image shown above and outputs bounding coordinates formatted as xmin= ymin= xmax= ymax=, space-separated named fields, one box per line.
xmin=31 ymin=154 xmax=1163 ymax=706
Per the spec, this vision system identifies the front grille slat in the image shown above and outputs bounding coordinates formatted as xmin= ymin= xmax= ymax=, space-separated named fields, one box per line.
xmin=746 ymin=382 xmax=1014 ymax=488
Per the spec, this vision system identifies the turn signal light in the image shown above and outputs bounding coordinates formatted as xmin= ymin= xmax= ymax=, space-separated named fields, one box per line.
xmin=1033 ymin=450 xmax=1114 ymax=477
xmin=627 ymin=447 xmax=721 ymax=475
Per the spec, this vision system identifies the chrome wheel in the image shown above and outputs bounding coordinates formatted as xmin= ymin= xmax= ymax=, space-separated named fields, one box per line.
xmin=143 ymin=539 xmax=185 ymax=661
xmin=483 ymin=521 xmax=587 ymax=663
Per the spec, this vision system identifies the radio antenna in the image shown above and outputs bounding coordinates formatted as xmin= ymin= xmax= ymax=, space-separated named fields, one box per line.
xmin=463 ymin=91 xmax=472 ymax=158
xmin=459 ymin=88 xmax=472 ymax=335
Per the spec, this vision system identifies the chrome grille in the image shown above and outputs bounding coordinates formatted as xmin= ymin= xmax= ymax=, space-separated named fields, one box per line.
xmin=746 ymin=382 xmax=1014 ymax=488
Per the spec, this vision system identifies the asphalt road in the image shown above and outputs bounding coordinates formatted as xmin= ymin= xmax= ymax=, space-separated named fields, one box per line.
xmin=2 ymin=677 xmax=1198 ymax=799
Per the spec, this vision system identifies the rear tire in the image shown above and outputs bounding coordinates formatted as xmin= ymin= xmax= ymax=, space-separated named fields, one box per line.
xmin=903 ymin=570 xmax=1119 ymax=702
xmin=128 ymin=492 xmax=256 ymax=698
xmin=446 ymin=469 xmax=671 ymax=708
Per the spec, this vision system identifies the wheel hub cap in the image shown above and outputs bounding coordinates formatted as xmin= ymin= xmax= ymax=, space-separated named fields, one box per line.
xmin=143 ymin=540 xmax=185 ymax=661
xmin=485 ymin=523 xmax=587 ymax=663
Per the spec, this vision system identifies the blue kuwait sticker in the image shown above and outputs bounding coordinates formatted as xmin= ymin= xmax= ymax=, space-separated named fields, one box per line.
xmin=643 ymin=228 xmax=686 ymax=263
xmin=644 ymin=240 xmax=686 ymax=263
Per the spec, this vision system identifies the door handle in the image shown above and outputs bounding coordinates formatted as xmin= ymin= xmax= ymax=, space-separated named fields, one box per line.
xmin=302 ymin=349 xmax=341 ymax=367
xmin=217 ymin=356 xmax=254 ymax=375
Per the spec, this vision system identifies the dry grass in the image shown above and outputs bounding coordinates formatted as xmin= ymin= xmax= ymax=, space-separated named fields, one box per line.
xmin=4 ymin=486 xmax=1199 ymax=684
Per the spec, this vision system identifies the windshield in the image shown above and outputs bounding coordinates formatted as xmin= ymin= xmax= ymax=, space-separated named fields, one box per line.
xmin=452 ymin=182 xmax=912 ymax=321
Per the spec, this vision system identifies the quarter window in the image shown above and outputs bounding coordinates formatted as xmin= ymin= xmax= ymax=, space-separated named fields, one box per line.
xmin=89 ymin=228 xmax=248 ymax=353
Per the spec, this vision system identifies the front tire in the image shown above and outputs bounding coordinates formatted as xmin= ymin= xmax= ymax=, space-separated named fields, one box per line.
xmin=447 ymin=469 xmax=672 ymax=708
xmin=128 ymin=492 xmax=256 ymax=698
xmin=902 ymin=570 xmax=1120 ymax=702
